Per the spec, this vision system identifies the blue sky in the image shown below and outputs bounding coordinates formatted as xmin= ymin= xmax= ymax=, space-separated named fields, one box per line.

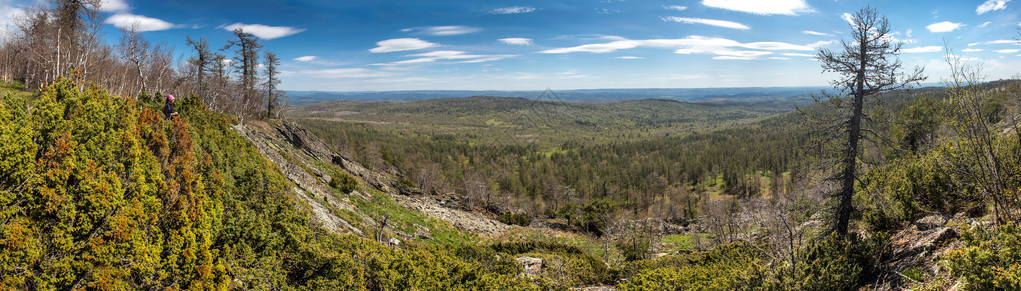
xmin=2 ymin=0 xmax=1021 ymax=91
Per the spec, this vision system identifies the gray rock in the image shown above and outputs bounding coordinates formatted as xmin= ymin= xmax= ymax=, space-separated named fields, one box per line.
xmin=516 ymin=257 xmax=543 ymax=277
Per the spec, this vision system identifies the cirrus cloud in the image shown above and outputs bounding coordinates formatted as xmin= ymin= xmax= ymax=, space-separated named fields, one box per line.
xmin=967 ymin=39 xmax=1017 ymax=46
xmin=540 ymin=35 xmax=821 ymax=61
xmin=369 ymin=38 xmax=439 ymax=53
xmin=294 ymin=56 xmax=317 ymax=62
xmin=491 ymin=6 xmax=536 ymax=14
xmin=420 ymin=25 xmax=479 ymax=35
xmin=498 ymin=38 xmax=533 ymax=45
xmin=372 ymin=50 xmax=516 ymax=66
xmin=661 ymin=16 xmax=749 ymax=30
xmin=977 ymin=0 xmax=1009 ymax=15
xmin=284 ymin=68 xmax=394 ymax=79
xmin=702 ymin=0 xmax=814 ymax=15
xmin=901 ymin=46 xmax=942 ymax=53
xmin=222 ymin=23 xmax=305 ymax=40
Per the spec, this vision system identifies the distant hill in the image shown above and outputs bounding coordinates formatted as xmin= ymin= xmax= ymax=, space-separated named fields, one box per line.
xmin=286 ymin=86 xmax=832 ymax=107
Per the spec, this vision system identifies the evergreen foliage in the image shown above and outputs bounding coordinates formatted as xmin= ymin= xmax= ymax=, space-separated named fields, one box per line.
xmin=0 ymin=79 xmax=581 ymax=290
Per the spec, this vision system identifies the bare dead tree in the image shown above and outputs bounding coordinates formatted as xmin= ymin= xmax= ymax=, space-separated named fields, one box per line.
xmin=942 ymin=48 xmax=1021 ymax=224
xmin=118 ymin=24 xmax=150 ymax=98
xmin=814 ymin=6 xmax=925 ymax=236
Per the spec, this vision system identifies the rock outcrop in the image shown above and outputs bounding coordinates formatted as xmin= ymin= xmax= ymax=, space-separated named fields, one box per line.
xmin=516 ymin=257 xmax=543 ymax=277
xmin=233 ymin=120 xmax=509 ymax=237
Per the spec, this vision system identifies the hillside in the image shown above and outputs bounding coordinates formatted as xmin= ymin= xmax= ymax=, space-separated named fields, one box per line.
xmin=3 ymin=78 xmax=794 ymax=290
xmin=5 ymin=75 xmax=1021 ymax=290
xmin=0 ymin=79 xmax=609 ymax=289
xmin=284 ymin=79 xmax=1021 ymax=290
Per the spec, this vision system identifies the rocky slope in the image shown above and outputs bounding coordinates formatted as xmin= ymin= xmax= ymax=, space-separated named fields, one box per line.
xmin=231 ymin=120 xmax=509 ymax=239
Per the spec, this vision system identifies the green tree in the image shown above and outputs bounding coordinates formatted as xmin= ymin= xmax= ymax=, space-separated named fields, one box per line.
xmin=263 ymin=51 xmax=283 ymax=119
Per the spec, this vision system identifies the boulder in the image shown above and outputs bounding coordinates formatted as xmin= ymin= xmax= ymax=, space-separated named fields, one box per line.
xmin=516 ymin=257 xmax=543 ymax=277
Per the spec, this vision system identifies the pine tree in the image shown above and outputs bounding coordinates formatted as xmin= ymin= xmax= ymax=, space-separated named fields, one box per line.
xmin=263 ymin=51 xmax=282 ymax=119
xmin=814 ymin=6 xmax=925 ymax=235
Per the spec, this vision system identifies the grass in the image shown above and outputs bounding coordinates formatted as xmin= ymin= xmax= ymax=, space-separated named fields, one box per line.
xmin=660 ymin=233 xmax=714 ymax=253
xmin=490 ymin=227 xmax=626 ymax=268
xmin=352 ymin=189 xmax=478 ymax=247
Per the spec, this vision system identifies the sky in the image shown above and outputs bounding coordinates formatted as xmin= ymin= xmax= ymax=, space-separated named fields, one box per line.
xmin=1 ymin=0 xmax=1021 ymax=91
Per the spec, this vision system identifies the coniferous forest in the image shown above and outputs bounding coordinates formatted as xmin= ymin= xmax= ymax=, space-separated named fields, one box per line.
xmin=2 ymin=1 xmax=1021 ymax=290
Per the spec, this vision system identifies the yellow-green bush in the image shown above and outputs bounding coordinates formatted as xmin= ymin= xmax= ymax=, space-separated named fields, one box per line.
xmin=946 ymin=222 xmax=1021 ymax=290
xmin=498 ymin=212 xmax=531 ymax=226
xmin=860 ymin=144 xmax=970 ymax=232
xmin=619 ymin=243 xmax=765 ymax=290
xmin=777 ymin=233 xmax=883 ymax=290
xmin=329 ymin=169 xmax=359 ymax=194
xmin=0 ymin=79 xmax=576 ymax=290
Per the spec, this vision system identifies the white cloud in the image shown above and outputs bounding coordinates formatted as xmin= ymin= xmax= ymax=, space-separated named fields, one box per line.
xmin=995 ymin=49 xmax=1020 ymax=53
xmin=713 ymin=50 xmax=772 ymax=60
xmin=98 ymin=0 xmax=129 ymax=12
xmin=294 ymin=56 xmax=317 ymax=62
xmin=615 ymin=56 xmax=643 ymax=59
xmin=656 ymin=74 xmax=707 ymax=80
xmin=498 ymin=38 xmax=533 ymax=45
xmin=373 ymin=50 xmax=515 ymax=66
xmin=806 ymin=40 xmax=836 ymax=47
xmin=369 ymin=38 xmax=439 ymax=53
xmin=978 ymin=21 xmax=992 ymax=28
xmin=962 ymin=48 xmax=984 ymax=52
xmin=926 ymin=21 xmax=962 ymax=33
xmin=106 ymin=13 xmax=177 ymax=32
xmin=782 ymin=53 xmax=816 ymax=57
xmin=967 ymin=39 xmax=1017 ymax=46
xmin=420 ymin=26 xmax=481 ymax=36
xmin=906 ymin=29 xmax=912 ymax=38
xmin=802 ymin=30 xmax=832 ymax=36
xmin=285 ymin=68 xmax=393 ymax=78
xmin=878 ymin=32 xmax=916 ymax=44
xmin=222 ymin=23 xmax=304 ymax=40
xmin=541 ymin=35 xmax=819 ymax=61
xmin=661 ymin=16 xmax=749 ymax=30
xmin=701 ymin=0 xmax=813 ymax=15
xmin=0 ymin=4 xmax=26 ymax=37
xmin=977 ymin=0 xmax=1009 ymax=15
xmin=840 ymin=13 xmax=854 ymax=26
xmin=664 ymin=5 xmax=687 ymax=11
xmin=491 ymin=6 xmax=536 ymax=14
xmin=901 ymin=46 xmax=943 ymax=53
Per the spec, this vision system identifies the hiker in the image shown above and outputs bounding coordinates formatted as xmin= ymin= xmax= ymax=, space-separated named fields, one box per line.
xmin=164 ymin=94 xmax=179 ymax=118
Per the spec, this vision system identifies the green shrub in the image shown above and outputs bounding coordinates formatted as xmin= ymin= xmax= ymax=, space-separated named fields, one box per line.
xmin=329 ymin=170 xmax=359 ymax=194
xmin=490 ymin=241 xmax=615 ymax=286
xmin=780 ymin=233 xmax=883 ymax=290
xmin=860 ymin=145 xmax=967 ymax=232
xmin=619 ymin=243 xmax=766 ymax=290
xmin=398 ymin=176 xmax=416 ymax=188
xmin=946 ymin=222 xmax=1021 ymax=290
xmin=498 ymin=212 xmax=531 ymax=226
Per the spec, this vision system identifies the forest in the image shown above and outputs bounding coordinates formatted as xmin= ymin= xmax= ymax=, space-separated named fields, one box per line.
xmin=1 ymin=1 xmax=1021 ymax=290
